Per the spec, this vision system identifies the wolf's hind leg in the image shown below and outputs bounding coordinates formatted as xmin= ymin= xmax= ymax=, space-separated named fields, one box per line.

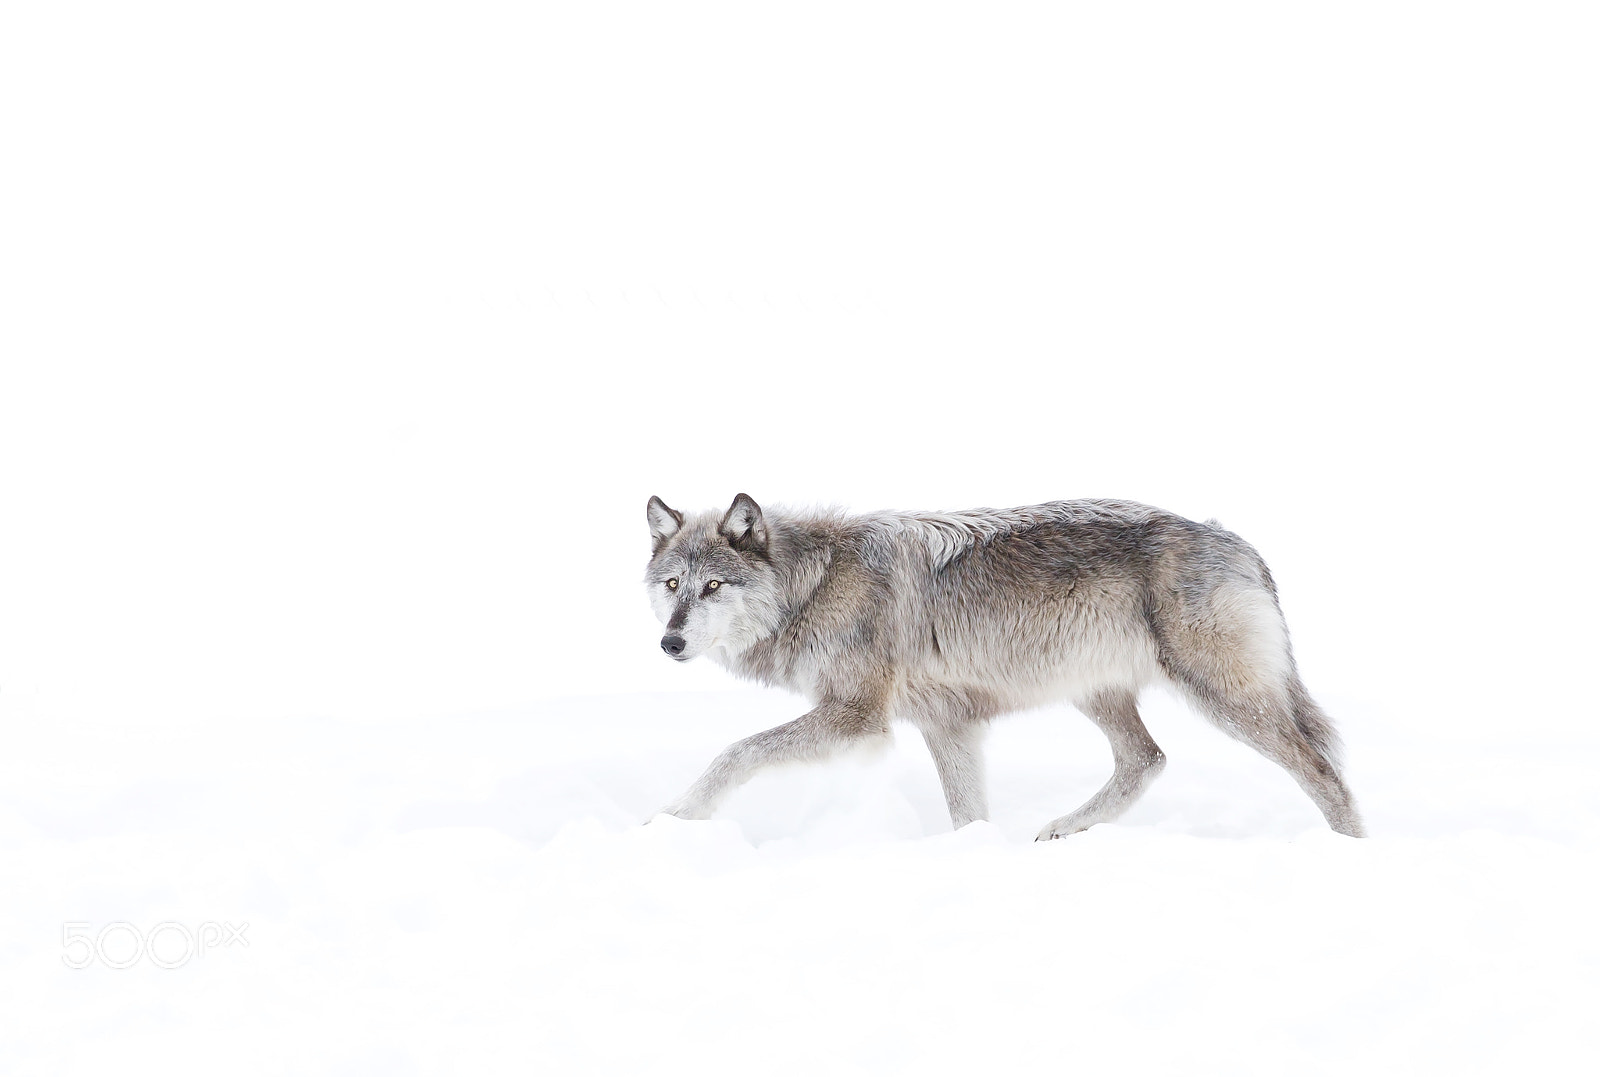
xmin=1036 ymin=690 xmax=1165 ymax=841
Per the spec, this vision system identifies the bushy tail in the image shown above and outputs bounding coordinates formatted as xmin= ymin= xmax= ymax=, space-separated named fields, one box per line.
xmin=1288 ymin=673 xmax=1344 ymax=771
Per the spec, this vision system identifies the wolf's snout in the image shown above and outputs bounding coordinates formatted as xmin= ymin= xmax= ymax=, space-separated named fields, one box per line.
xmin=661 ymin=635 xmax=687 ymax=657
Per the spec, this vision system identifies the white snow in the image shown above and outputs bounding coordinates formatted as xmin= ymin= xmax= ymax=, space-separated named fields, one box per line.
xmin=2 ymin=688 xmax=1595 ymax=1073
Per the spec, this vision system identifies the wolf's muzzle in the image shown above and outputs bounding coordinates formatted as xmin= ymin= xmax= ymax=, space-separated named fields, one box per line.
xmin=661 ymin=635 xmax=687 ymax=657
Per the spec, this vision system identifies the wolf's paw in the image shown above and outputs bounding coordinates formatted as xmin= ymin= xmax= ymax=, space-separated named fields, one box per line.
xmin=1035 ymin=816 xmax=1094 ymax=842
xmin=656 ymin=798 xmax=714 ymax=821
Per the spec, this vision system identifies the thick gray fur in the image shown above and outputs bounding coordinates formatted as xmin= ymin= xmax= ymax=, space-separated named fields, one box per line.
xmin=644 ymin=494 xmax=1364 ymax=840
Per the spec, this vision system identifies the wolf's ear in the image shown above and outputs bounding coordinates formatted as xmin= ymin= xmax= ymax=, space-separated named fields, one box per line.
xmin=719 ymin=492 xmax=769 ymax=554
xmin=646 ymin=496 xmax=683 ymax=551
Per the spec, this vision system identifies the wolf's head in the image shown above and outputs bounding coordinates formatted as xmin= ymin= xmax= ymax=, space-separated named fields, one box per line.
xmin=644 ymin=493 xmax=782 ymax=662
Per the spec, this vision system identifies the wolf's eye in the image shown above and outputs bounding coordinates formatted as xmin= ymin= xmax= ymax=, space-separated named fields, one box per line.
xmin=706 ymin=580 xmax=720 ymax=590
xmin=666 ymin=578 xmax=678 ymax=591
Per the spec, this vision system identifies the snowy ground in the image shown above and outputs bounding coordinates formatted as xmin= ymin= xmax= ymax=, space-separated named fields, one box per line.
xmin=3 ymin=687 xmax=1594 ymax=1074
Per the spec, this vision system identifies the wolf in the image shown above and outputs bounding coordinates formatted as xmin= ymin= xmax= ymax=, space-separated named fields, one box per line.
xmin=644 ymin=493 xmax=1364 ymax=839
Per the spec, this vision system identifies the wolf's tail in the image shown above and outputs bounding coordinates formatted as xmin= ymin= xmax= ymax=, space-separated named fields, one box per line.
xmin=1287 ymin=672 xmax=1345 ymax=771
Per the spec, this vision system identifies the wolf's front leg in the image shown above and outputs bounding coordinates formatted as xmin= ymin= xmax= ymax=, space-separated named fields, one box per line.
xmin=658 ymin=696 xmax=890 ymax=820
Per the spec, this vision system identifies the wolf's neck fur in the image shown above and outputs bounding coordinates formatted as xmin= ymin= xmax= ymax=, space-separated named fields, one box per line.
xmin=771 ymin=513 xmax=838 ymax=614
xmin=711 ymin=510 xmax=844 ymax=691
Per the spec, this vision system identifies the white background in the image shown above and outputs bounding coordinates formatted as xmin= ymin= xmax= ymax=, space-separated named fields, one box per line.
xmin=2 ymin=3 xmax=1596 ymax=1074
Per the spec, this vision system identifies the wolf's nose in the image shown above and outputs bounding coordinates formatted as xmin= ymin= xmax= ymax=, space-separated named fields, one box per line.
xmin=661 ymin=635 xmax=686 ymax=656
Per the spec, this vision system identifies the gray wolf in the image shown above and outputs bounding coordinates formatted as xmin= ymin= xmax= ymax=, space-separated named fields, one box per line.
xmin=644 ymin=493 xmax=1364 ymax=839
